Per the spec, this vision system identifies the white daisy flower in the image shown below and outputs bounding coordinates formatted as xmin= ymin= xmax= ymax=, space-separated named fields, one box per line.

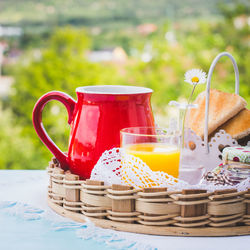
xmin=184 ymin=69 xmax=207 ymax=85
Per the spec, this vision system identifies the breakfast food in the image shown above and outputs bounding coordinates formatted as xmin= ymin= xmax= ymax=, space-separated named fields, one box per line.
xmin=202 ymin=146 xmax=250 ymax=186
xmin=222 ymin=146 xmax=250 ymax=164
xmin=213 ymin=109 xmax=250 ymax=144
xmin=188 ymin=89 xmax=249 ymax=144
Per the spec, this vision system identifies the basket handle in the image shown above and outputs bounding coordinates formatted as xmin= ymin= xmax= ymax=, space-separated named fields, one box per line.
xmin=204 ymin=52 xmax=239 ymax=153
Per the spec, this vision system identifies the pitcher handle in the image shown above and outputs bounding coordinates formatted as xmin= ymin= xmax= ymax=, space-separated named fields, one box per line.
xmin=32 ymin=91 xmax=76 ymax=170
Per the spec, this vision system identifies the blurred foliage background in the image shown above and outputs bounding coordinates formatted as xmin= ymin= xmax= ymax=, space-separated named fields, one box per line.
xmin=0 ymin=0 xmax=249 ymax=169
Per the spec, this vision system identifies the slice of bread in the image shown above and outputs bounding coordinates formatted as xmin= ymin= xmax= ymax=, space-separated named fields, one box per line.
xmin=188 ymin=89 xmax=247 ymax=138
xmin=213 ymin=108 xmax=250 ymax=140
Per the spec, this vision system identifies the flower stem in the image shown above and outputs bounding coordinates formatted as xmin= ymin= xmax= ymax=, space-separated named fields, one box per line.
xmin=181 ymin=83 xmax=198 ymax=148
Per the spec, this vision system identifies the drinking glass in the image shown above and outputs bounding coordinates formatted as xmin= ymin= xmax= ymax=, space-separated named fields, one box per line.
xmin=120 ymin=127 xmax=181 ymax=178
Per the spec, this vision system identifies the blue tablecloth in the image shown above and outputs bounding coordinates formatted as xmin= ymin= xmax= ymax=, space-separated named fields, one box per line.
xmin=0 ymin=170 xmax=249 ymax=250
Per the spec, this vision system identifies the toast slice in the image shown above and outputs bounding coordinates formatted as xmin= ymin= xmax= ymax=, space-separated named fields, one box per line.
xmin=212 ymin=108 xmax=250 ymax=140
xmin=188 ymin=89 xmax=247 ymax=138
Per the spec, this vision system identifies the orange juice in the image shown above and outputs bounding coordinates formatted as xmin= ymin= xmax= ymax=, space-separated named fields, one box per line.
xmin=125 ymin=143 xmax=180 ymax=178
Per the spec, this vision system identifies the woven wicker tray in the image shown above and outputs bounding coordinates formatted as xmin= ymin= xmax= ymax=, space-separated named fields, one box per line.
xmin=47 ymin=159 xmax=250 ymax=237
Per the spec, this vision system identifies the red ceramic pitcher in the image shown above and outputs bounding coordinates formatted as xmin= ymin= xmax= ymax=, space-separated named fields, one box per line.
xmin=33 ymin=85 xmax=154 ymax=179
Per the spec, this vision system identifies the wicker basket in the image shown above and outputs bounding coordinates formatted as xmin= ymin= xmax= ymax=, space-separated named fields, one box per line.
xmin=47 ymin=159 xmax=250 ymax=236
xmin=46 ymin=52 xmax=250 ymax=236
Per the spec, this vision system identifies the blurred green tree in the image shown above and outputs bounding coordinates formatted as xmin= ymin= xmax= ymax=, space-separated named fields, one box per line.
xmin=1 ymin=2 xmax=249 ymax=170
xmin=126 ymin=1 xmax=249 ymax=118
xmin=0 ymin=104 xmax=45 ymax=169
xmin=10 ymin=27 xmax=126 ymax=169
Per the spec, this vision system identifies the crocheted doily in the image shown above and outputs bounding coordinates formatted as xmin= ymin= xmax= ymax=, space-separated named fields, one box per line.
xmin=90 ymin=148 xmax=249 ymax=191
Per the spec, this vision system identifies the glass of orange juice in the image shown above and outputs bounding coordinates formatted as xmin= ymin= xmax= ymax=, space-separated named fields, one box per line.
xmin=120 ymin=127 xmax=181 ymax=178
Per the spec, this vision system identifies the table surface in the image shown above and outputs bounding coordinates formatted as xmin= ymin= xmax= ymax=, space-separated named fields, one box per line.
xmin=0 ymin=170 xmax=249 ymax=250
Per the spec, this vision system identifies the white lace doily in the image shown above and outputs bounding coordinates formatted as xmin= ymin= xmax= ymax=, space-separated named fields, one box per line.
xmin=90 ymin=148 xmax=249 ymax=191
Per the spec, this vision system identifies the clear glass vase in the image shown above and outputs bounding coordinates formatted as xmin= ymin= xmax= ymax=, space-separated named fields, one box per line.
xmin=168 ymin=101 xmax=204 ymax=184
